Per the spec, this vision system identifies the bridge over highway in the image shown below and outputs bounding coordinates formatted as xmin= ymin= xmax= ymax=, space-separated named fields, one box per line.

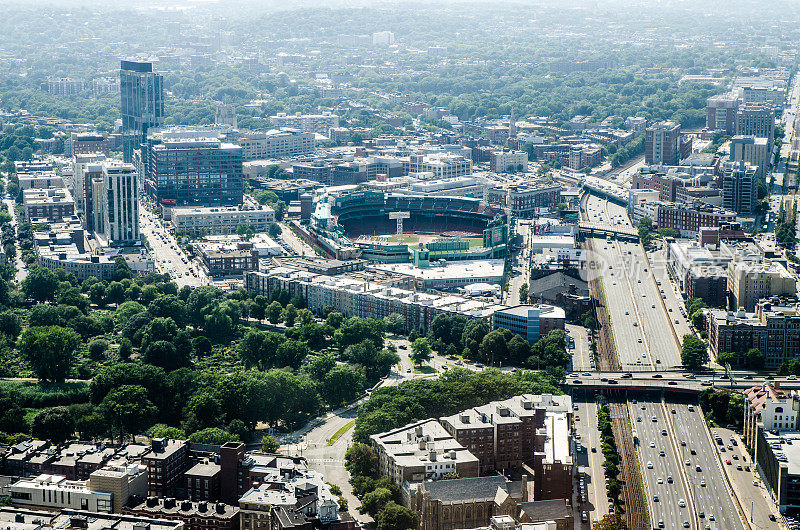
xmin=577 ymin=221 xmax=639 ymax=242
xmin=567 ymin=371 xmax=800 ymax=394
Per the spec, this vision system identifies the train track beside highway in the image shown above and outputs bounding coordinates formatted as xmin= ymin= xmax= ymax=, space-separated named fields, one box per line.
xmin=610 ymin=398 xmax=649 ymax=530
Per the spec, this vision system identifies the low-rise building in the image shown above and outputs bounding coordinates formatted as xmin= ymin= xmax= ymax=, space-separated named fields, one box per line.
xmin=18 ymin=173 xmax=64 ymax=190
xmin=198 ymin=242 xmax=259 ymax=277
xmin=744 ymin=384 xmax=800 ymax=449
xmin=492 ymin=305 xmax=565 ymax=344
xmin=754 ymin=429 xmax=800 ymax=513
xmin=141 ymin=439 xmax=188 ymax=498
xmin=706 ymin=298 xmax=800 ymax=369
xmin=485 ymin=184 xmax=561 ymax=219
xmin=10 ymin=474 xmax=114 ymax=512
xmin=370 ymin=419 xmax=480 ymax=487
xmin=22 ymin=187 xmax=76 ymax=222
xmin=237 ymin=129 xmax=315 ymax=160
xmin=490 ymin=150 xmax=528 ymax=173
xmin=124 ymin=497 xmax=239 ymax=530
xmin=728 ymin=260 xmax=795 ymax=311
xmin=170 ymin=201 xmax=275 ymax=236
xmin=0 ymin=507 xmax=185 ymax=530
xmin=656 ymin=201 xmax=737 ymax=238
xmin=184 ymin=460 xmax=220 ymax=502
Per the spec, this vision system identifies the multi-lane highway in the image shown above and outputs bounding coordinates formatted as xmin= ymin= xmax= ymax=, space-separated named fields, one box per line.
xmin=633 ymin=399 xmax=694 ymax=529
xmin=584 ymin=194 xmax=683 ymax=369
xmin=582 ymin=189 xmax=749 ymax=530
xmin=669 ymin=401 xmax=745 ymax=530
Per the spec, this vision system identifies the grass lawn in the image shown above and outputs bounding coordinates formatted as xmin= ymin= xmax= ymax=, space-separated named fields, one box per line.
xmin=466 ymin=237 xmax=484 ymax=248
xmin=327 ymin=419 xmax=356 ymax=445
xmin=413 ymin=364 xmax=437 ymax=374
xmin=384 ymin=234 xmax=419 ymax=243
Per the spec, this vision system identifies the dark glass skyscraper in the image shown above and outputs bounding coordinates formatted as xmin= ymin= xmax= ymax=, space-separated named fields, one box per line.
xmin=120 ymin=59 xmax=164 ymax=163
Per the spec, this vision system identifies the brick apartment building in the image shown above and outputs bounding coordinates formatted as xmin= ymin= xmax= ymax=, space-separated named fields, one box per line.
xmin=142 ymin=439 xmax=189 ymax=497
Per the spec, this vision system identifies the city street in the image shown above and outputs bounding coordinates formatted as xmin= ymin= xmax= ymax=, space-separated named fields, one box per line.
xmin=572 ymin=392 xmax=607 ymax=527
xmin=138 ymin=205 xmax=207 ymax=287
xmin=567 ymin=324 xmax=591 ymax=372
xmin=4 ymin=196 xmax=27 ymax=284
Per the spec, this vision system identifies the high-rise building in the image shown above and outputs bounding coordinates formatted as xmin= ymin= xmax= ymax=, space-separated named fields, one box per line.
xmin=140 ymin=135 xmax=243 ymax=206
xmin=736 ymin=104 xmax=775 ymax=146
xmin=71 ymin=153 xmax=107 ymax=231
xmin=730 ymin=135 xmax=769 ymax=179
xmin=96 ymin=162 xmax=139 ymax=245
xmin=722 ymin=160 xmax=758 ymax=215
xmin=645 ymin=121 xmax=681 ymax=165
xmin=706 ymin=92 xmax=739 ymax=134
xmin=120 ymin=60 xmax=165 ymax=163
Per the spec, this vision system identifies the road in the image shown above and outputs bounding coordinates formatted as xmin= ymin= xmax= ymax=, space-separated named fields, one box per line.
xmin=584 ymin=194 xmax=683 ymax=370
xmin=566 ymin=370 xmax=800 ymax=392
xmin=669 ymin=402 xmax=746 ymax=530
xmin=572 ymin=392 xmax=607 ymax=527
xmin=714 ymin=427 xmax=785 ymax=529
xmin=633 ymin=399 xmax=694 ymax=529
xmin=567 ymin=324 xmax=592 ymax=372
xmin=4 ymin=196 xmax=28 ymax=284
xmin=139 ymin=205 xmax=208 ymax=287
xmin=278 ymin=221 xmax=317 ymax=256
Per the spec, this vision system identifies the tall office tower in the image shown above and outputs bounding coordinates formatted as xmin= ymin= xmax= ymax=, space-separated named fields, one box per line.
xmin=645 ymin=121 xmax=681 ymax=165
xmin=736 ymin=104 xmax=775 ymax=146
xmin=72 ymin=153 xmax=107 ymax=231
xmin=140 ymin=135 xmax=244 ymax=206
xmin=730 ymin=135 xmax=769 ymax=179
xmin=722 ymin=160 xmax=758 ymax=215
xmin=97 ymin=162 xmax=139 ymax=245
xmin=706 ymin=92 xmax=739 ymax=134
xmin=120 ymin=59 xmax=164 ymax=163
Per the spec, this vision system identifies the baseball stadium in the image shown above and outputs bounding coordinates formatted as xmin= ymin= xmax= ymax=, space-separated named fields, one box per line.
xmin=306 ymin=190 xmax=509 ymax=262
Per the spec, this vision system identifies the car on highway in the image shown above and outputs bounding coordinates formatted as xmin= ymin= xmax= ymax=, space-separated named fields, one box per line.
xmin=701 ymin=480 xmax=706 ymax=487
xmin=678 ymin=499 xmax=686 ymax=508
xmin=667 ymin=476 xmax=673 ymax=483
xmin=646 ymin=461 xmax=653 ymax=469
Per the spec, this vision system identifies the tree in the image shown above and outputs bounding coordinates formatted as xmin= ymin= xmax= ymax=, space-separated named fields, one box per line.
xmin=18 ymin=326 xmax=81 ymax=382
xmin=282 ymin=303 xmax=298 ymax=327
xmin=57 ymin=286 xmax=89 ymax=313
xmin=89 ymin=282 xmax=108 ymax=307
xmin=681 ymin=334 xmax=709 ymax=370
xmin=268 ymin=223 xmax=281 ymax=239
xmin=113 ymin=257 xmax=133 ymax=280
xmin=0 ymin=310 xmax=21 ymax=339
xmin=31 ymin=407 xmax=75 ymax=443
xmin=410 ymin=337 xmax=432 ymax=365
xmin=118 ymin=338 xmax=133 ymax=360
xmin=104 ymin=282 xmax=126 ymax=306
xmin=746 ymin=347 xmax=765 ymax=370
xmin=146 ymin=423 xmax=187 ymax=440
xmin=479 ymin=330 xmax=508 ymax=365
xmin=188 ymin=427 xmax=240 ymax=445
xmin=637 ymin=217 xmax=653 ymax=247
xmin=88 ymin=338 xmax=109 ymax=360
xmin=275 ymin=340 xmax=309 ymax=369
xmin=593 ymin=513 xmax=628 ymax=530
xmin=461 ymin=319 xmax=489 ymax=359
xmin=145 ymin=340 xmax=189 ymax=371
xmin=345 ymin=443 xmax=378 ymax=478
xmin=193 ymin=336 xmax=213 ymax=357
xmin=99 ymin=385 xmax=157 ymax=442
xmin=139 ymin=317 xmax=179 ymax=351
xmin=261 ymin=435 xmax=280 ymax=453
xmin=267 ymin=301 xmax=283 ymax=324
xmin=518 ymin=282 xmax=528 ymax=303
xmin=321 ymin=365 xmax=366 ymax=407
xmin=326 ymin=311 xmax=344 ymax=329
xmin=507 ymin=334 xmax=531 ymax=366
xmin=657 ymin=227 xmax=677 ymax=238
xmin=377 ymin=502 xmax=418 ymax=530
xmin=148 ymin=295 xmax=188 ymax=327
xmin=361 ymin=487 xmax=393 ymax=516
xmin=21 ymin=267 xmax=59 ymax=302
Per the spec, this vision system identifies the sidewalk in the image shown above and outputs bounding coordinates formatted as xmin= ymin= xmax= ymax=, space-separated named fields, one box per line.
xmin=715 ymin=427 xmax=786 ymax=529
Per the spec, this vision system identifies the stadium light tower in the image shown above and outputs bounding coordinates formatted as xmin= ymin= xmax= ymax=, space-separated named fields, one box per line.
xmin=389 ymin=211 xmax=411 ymax=243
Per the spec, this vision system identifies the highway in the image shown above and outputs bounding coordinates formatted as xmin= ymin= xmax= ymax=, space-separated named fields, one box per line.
xmin=566 ymin=370 xmax=800 ymax=392
xmin=583 ymin=189 xmax=750 ymax=529
xmin=669 ymin=401 xmax=746 ymax=530
xmin=632 ymin=399 xmax=693 ymax=529
xmin=584 ymin=194 xmax=683 ymax=370
xmin=573 ymin=393 xmax=608 ymax=526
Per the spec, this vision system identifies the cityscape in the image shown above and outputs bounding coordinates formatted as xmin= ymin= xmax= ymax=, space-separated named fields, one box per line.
xmin=3 ymin=1 xmax=800 ymax=530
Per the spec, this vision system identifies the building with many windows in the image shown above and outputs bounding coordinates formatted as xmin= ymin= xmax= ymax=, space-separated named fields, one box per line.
xmin=492 ymin=304 xmax=565 ymax=343
xmin=706 ymin=92 xmax=739 ymax=134
xmin=139 ymin=136 xmax=243 ymax=207
xmin=95 ymin=162 xmax=139 ymax=245
xmin=736 ymin=104 xmax=775 ymax=145
xmin=120 ymin=60 xmax=164 ymax=162
xmin=269 ymin=112 xmax=339 ymax=135
xmin=22 ymin=187 xmax=76 ymax=222
xmin=722 ymin=160 xmax=759 ymax=215
xmin=141 ymin=438 xmax=189 ymax=498
xmin=645 ymin=121 xmax=681 ymax=165
xmin=706 ymin=298 xmax=800 ymax=369
xmin=743 ymin=383 xmax=800 ymax=449
xmin=237 ymin=129 xmax=315 ymax=160
xmin=169 ymin=201 xmax=275 ymax=235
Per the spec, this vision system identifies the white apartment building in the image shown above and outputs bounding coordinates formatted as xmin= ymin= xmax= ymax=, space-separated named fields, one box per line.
xmin=237 ymin=129 xmax=315 ymax=160
xmin=268 ymin=112 xmax=339 ymax=135
xmin=170 ymin=202 xmax=275 ymax=235
xmin=18 ymin=173 xmax=64 ymax=191
xmin=97 ymin=163 xmax=139 ymax=245
xmin=404 ymin=153 xmax=473 ymax=179
xmin=490 ymin=150 xmax=528 ymax=173
xmin=744 ymin=384 xmax=800 ymax=449
xmin=10 ymin=474 xmax=113 ymax=512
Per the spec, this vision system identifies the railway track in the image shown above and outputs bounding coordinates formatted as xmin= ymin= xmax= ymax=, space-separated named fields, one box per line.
xmin=610 ymin=399 xmax=649 ymax=530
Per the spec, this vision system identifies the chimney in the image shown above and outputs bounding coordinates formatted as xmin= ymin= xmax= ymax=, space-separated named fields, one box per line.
xmin=521 ymin=475 xmax=529 ymax=502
